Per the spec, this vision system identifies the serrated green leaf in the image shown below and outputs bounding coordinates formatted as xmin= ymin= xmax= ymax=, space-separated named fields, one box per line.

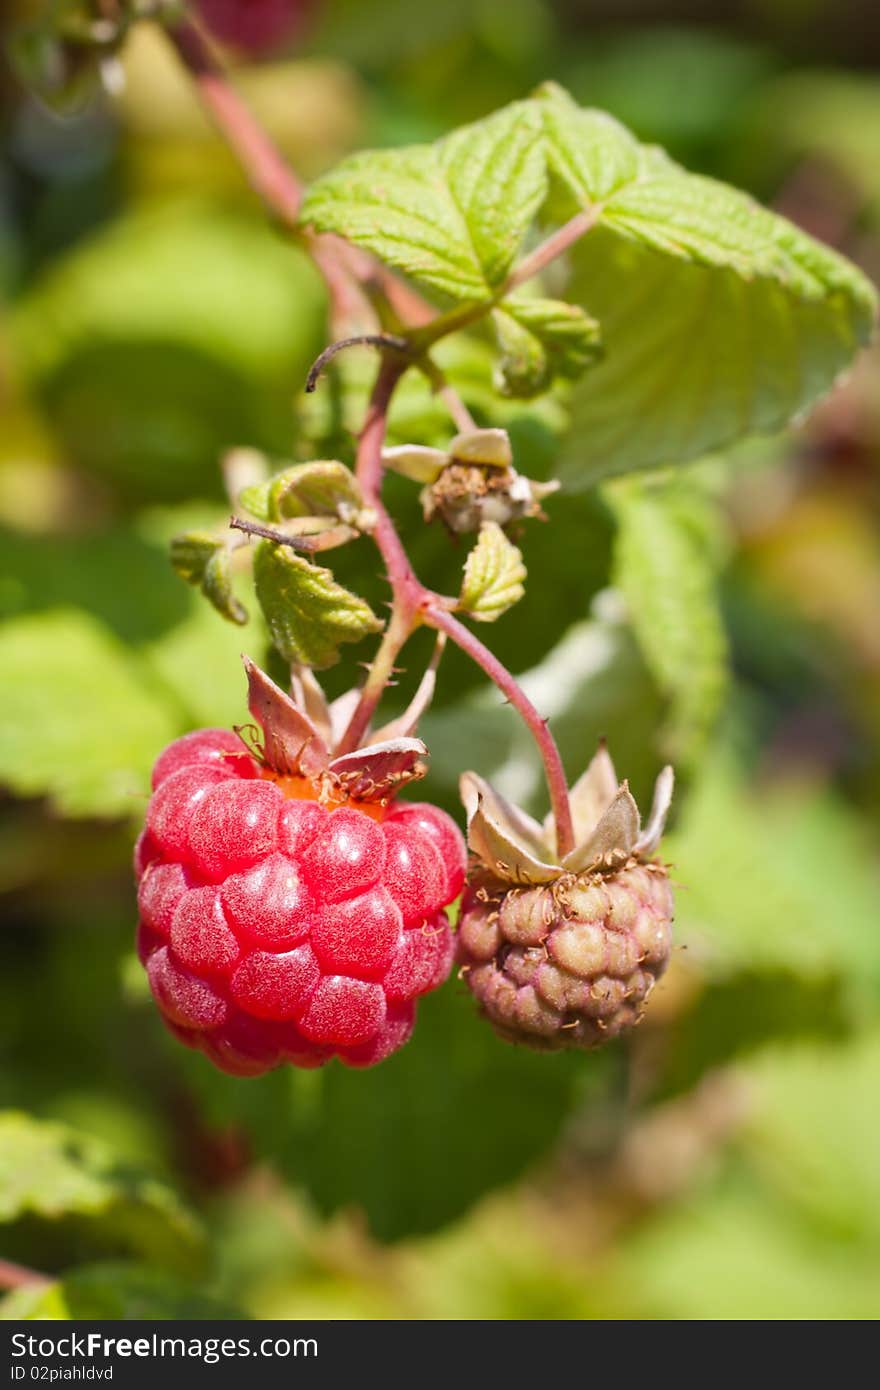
xmin=307 ymin=83 xmax=873 ymax=476
xmin=253 ymin=541 xmax=382 ymax=669
xmin=606 ymin=478 xmax=728 ymax=764
xmin=239 ymin=461 xmax=363 ymax=525
xmin=539 ymin=81 xmax=678 ymax=199
xmin=0 ymin=1262 xmax=243 ymax=1321
xmin=0 ymin=1113 xmax=204 ymax=1275
xmin=493 ymin=296 xmax=602 ymax=397
xmin=0 ymin=609 xmax=178 ymax=817
xmin=274 ymin=460 xmax=363 ymax=520
xmin=170 ymin=531 xmax=248 ymax=625
xmin=459 ymin=522 xmax=527 ymax=621
xmin=536 ymin=84 xmax=877 ymax=482
xmin=301 ymin=100 xmax=547 ymax=300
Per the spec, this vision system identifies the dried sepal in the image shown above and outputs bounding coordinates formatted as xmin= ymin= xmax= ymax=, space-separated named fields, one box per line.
xmin=545 ymin=739 xmax=618 ymax=852
xmin=462 ymin=746 xmax=674 ymax=886
xmin=385 ymin=426 xmax=556 ymax=535
xmin=289 ymin=664 xmax=334 ymax=745
xmin=560 ymin=783 xmax=641 ymax=874
xmin=327 ymin=688 xmax=363 ymax=747
xmin=634 ymin=764 xmax=675 ymax=856
xmin=243 ymin=657 xmax=329 ymax=778
xmin=328 ymin=738 xmax=429 ymax=799
xmin=460 ymin=772 xmax=558 ymax=885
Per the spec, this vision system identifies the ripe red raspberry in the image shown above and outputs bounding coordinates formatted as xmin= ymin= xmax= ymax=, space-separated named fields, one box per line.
xmin=196 ymin=0 xmax=315 ymax=56
xmin=135 ymin=726 xmax=465 ymax=1075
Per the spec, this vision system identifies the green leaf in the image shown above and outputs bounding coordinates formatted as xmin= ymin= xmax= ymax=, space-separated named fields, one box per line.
xmin=459 ymin=522 xmax=527 ymax=622
xmin=301 ymin=100 xmax=548 ymax=300
xmin=606 ymin=477 xmax=728 ymax=764
xmin=0 ymin=1113 xmax=204 ymax=1275
xmin=0 ymin=1263 xmax=241 ymax=1321
xmin=253 ymin=541 xmax=383 ymax=669
xmin=536 ymin=83 xmax=877 ymax=482
xmin=170 ymin=531 xmax=248 ymax=625
xmin=540 ymin=81 xmax=676 ymax=201
xmin=240 ymin=460 xmax=364 ymax=524
xmin=237 ymin=481 xmax=275 ymax=522
xmin=493 ymin=296 xmax=602 ymax=397
xmin=307 ymin=83 xmax=874 ymax=476
xmin=0 ymin=609 xmax=179 ymax=818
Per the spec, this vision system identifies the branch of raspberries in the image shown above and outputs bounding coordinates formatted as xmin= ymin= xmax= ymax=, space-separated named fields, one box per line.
xmin=126 ymin=8 xmax=678 ymax=1076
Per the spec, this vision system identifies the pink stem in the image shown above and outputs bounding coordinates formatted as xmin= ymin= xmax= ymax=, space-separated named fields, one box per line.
xmin=167 ymin=21 xmax=303 ymax=223
xmin=336 ymin=359 xmax=423 ymax=754
xmin=504 ymin=207 xmax=601 ymax=292
xmin=164 ymin=23 xmax=470 ymax=369
xmin=422 ymin=606 xmax=575 ymax=856
xmin=165 ymin=20 xmax=573 ymax=841
xmin=437 ymin=384 xmax=477 ymax=433
xmin=339 ymin=363 xmax=574 ymax=852
xmin=355 ymin=359 xmax=423 ymax=610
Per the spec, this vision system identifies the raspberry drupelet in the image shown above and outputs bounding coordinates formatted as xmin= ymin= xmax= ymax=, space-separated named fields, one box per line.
xmin=135 ymin=663 xmax=465 ymax=1076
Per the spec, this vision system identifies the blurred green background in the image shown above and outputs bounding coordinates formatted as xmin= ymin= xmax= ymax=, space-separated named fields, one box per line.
xmin=2 ymin=0 xmax=879 ymax=1320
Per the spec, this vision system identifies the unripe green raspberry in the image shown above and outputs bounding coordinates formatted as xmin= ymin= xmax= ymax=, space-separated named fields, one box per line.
xmin=457 ymin=746 xmax=675 ymax=1051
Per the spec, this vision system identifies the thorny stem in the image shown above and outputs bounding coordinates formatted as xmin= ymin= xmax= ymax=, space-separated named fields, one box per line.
xmin=337 ymin=360 xmax=576 ymax=853
xmin=0 ymin=1259 xmax=51 ymax=1292
xmin=422 ymin=607 xmax=576 ymax=856
xmin=229 ymin=516 xmax=357 ymax=553
xmin=165 ymin=18 xmax=575 ymax=844
xmin=336 ymin=358 xmax=422 ymax=754
xmin=504 ymin=208 xmax=602 ymax=291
